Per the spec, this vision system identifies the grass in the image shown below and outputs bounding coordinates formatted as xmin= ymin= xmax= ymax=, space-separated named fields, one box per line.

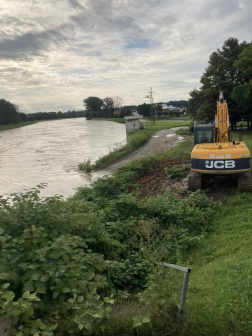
xmin=98 ymin=141 xmax=252 ymax=335
xmin=0 ymin=116 xmax=86 ymax=132
xmin=144 ymin=120 xmax=191 ymax=130
xmin=162 ymin=140 xmax=194 ymax=160
xmin=0 ymin=121 xmax=42 ymax=132
xmin=79 ymin=121 xmax=193 ymax=172
xmin=175 ymin=127 xmax=194 ymax=136
xmin=91 ymin=118 xmax=125 ymax=123
xmin=182 ymin=192 xmax=252 ymax=335
xmin=80 ymin=129 xmax=153 ymax=171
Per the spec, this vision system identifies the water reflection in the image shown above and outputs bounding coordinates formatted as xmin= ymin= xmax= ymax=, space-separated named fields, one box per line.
xmin=0 ymin=118 xmax=126 ymax=198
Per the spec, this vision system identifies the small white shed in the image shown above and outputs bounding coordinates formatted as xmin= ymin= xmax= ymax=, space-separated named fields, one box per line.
xmin=124 ymin=112 xmax=143 ymax=132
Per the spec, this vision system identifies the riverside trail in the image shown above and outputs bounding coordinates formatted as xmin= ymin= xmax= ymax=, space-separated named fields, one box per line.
xmin=106 ymin=127 xmax=190 ymax=173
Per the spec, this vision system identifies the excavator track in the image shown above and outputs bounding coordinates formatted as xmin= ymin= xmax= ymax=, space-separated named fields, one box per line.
xmin=188 ymin=171 xmax=202 ymax=191
xmin=238 ymin=171 xmax=252 ymax=192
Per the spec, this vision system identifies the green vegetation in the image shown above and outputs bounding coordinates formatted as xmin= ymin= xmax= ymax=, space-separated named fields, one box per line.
xmin=144 ymin=120 xmax=191 ymax=130
xmin=2 ymin=136 xmax=252 ymax=335
xmin=0 ymin=98 xmax=85 ymax=128
xmin=83 ymin=96 xmax=126 ymax=119
xmin=183 ymin=192 xmax=252 ymax=335
xmin=0 ymin=143 xmax=217 ymax=335
xmin=187 ymin=38 xmax=252 ymax=130
xmin=79 ymin=121 xmax=193 ymax=172
xmin=165 ymin=166 xmax=188 ymax=179
xmin=231 ymin=130 xmax=252 ymax=167
xmin=175 ymin=127 xmax=193 ymax=136
xmin=91 ymin=118 xmax=125 ymax=123
xmin=0 ymin=116 xmax=85 ymax=133
xmin=0 ymin=121 xmax=41 ymax=132
xmin=79 ymin=130 xmax=153 ymax=171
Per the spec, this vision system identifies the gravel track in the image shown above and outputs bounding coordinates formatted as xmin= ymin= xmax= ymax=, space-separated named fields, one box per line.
xmin=106 ymin=127 xmax=187 ymax=173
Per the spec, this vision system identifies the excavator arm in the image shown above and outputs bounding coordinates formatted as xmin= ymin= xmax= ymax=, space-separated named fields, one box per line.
xmin=215 ymin=91 xmax=229 ymax=143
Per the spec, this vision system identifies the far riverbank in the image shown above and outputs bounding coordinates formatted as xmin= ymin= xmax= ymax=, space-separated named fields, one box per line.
xmin=0 ymin=117 xmax=86 ymax=133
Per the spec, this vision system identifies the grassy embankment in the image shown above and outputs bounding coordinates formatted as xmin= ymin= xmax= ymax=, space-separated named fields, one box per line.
xmin=0 ymin=117 xmax=86 ymax=133
xmin=79 ymin=120 xmax=192 ymax=171
xmin=0 ymin=121 xmax=42 ymax=132
xmin=182 ymin=192 xmax=252 ymax=335
xmin=2 ymin=134 xmax=252 ymax=335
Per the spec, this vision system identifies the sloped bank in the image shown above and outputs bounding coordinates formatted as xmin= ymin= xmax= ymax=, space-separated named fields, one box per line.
xmin=0 ymin=141 xmax=217 ymax=336
xmin=79 ymin=126 xmax=192 ymax=173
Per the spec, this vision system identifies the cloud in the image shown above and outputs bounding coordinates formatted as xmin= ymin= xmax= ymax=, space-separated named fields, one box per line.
xmin=124 ymin=38 xmax=153 ymax=49
xmin=0 ymin=27 xmax=70 ymax=60
xmin=0 ymin=0 xmax=251 ymax=112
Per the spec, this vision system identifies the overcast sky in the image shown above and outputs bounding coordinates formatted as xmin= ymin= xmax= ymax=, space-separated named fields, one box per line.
xmin=0 ymin=0 xmax=252 ymax=113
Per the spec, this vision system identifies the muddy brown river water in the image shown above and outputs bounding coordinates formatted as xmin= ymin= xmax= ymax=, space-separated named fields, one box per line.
xmin=0 ymin=118 xmax=126 ymax=198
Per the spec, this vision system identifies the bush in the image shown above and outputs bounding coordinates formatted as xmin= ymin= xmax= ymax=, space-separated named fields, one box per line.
xmin=0 ymin=186 xmax=122 ymax=335
xmin=165 ymin=166 xmax=188 ymax=179
xmin=0 ymin=153 xmax=217 ymax=335
xmin=78 ymin=159 xmax=94 ymax=172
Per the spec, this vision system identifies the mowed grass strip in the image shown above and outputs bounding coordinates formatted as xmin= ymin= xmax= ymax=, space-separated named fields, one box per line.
xmin=183 ymin=193 xmax=252 ymax=335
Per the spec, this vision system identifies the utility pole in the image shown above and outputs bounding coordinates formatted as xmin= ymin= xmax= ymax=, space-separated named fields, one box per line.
xmin=145 ymin=87 xmax=155 ymax=125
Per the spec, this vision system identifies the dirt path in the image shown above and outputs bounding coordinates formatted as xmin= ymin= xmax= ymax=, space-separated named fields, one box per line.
xmin=105 ymin=127 xmax=189 ymax=173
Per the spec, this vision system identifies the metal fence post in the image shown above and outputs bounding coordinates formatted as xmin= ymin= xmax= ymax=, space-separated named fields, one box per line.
xmin=155 ymin=262 xmax=192 ymax=318
xmin=178 ymin=271 xmax=190 ymax=313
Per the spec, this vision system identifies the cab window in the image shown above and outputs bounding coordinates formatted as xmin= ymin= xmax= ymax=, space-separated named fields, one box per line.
xmin=195 ymin=130 xmax=212 ymax=144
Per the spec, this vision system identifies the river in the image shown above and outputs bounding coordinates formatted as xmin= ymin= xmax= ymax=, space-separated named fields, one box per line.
xmin=0 ymin=118 xmax=126 ymax=198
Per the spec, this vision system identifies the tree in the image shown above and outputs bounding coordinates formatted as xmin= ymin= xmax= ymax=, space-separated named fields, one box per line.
xmin=167 ymin=100 xmax=188 ymax=108
xmin=187 ymin=38 xmax=248 ymax=129
xmin=233 ymin=43 xmax=252 ymax=83
xmin=113 ymin=96 xmax=124 ymax=110
xmin=0 ymin=99 xmax=19 ymax=125
xmin=84 ymin=111 xmax=91 ymax=119
xmin=103 ymin=97 xmax=114 ymax=110
xmin=155 ymin=102 xmax=163 ymax=112
xmin=120 ymin=107 xmax=131 ymax=118
xmin=83 ymin=96 xmax=103 ymax=112
xmin=231 ymin=43 xmax=252 ymax=128
xmin=137 ymin=103 xmax=150 ymax=117
xmin=102 ymin=97 xmax=114 ymax=117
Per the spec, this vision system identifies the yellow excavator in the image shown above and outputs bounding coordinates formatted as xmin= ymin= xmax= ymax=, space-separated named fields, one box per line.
xmin=188 ymin=91 xmax=252 ymax=191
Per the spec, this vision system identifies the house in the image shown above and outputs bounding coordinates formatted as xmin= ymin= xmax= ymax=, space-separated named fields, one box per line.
xmin=124 ymin=112 xmax=143 ymax=132
xmin=162 ymin=104 xmax=181 ymax=111
xmin=113 ymin=110 xmax=121 ymax=115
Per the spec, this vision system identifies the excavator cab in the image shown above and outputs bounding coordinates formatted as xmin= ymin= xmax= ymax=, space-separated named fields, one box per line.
xmin=194 ymin=125 xmax=214 ymax=145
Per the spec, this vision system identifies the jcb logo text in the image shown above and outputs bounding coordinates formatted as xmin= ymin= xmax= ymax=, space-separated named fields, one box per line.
xmin=205 ymin=160 xmax=235 ymax=169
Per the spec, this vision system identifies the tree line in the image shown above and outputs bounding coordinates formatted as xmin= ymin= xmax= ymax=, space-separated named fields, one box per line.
xmin=84 ymin=96 xmax=187 ymax=119
xmin=83 ymin=96 xmax=127 ymax=119
xmin=187 ymin=38 xmax=252 ymax=130
xmin=0 ymin=98 xmax=84 ymax=126
xmin=137 ymin=102 xmax=186 ymax=117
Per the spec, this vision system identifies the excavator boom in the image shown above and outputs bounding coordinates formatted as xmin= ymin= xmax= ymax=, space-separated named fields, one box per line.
xmin=216 ymin=93 xmax=229 ymax=143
